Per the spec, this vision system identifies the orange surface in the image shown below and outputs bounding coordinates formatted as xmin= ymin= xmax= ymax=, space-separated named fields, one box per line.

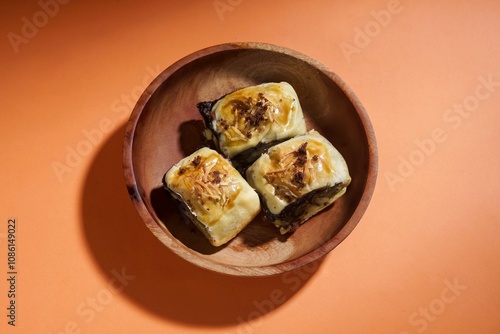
xmin=1 ymin=0 xmax=500 ymax=333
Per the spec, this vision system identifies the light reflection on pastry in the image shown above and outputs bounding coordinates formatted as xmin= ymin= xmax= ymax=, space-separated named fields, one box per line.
xmin=246 ymin=130 xmax=351 ymax=234
xmin=164 ymin=147 xmax=261 ymax=246
xmin=197 ymin=82 xmax=307 ymax=168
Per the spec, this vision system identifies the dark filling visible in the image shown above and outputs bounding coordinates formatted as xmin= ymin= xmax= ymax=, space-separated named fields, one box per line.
xmin=264 ymin=183 xmax=345 ymax=233
xmin=197 ymin=100 xmax=217 ymax=124
xmin=230 ymin=139 xmax=288 ymax=174
xmin=197 ymin=99 xmax=228 ymax=159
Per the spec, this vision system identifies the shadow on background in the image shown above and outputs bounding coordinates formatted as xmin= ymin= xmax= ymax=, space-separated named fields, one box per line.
xmin=80 ymin=124 xmax=323 ymax=327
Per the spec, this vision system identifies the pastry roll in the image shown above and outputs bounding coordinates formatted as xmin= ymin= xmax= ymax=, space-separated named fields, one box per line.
xmin=164 ymin=147 xmax=261 ymax=246
xmin=197 ymin=82 xmax=307 ymax=168
xmin=246 ymin=130 xmax=351 ymax=234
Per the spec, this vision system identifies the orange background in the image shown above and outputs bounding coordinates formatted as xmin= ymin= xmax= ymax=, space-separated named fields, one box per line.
xmin=1 ymin=0 xmax=499 ymax=333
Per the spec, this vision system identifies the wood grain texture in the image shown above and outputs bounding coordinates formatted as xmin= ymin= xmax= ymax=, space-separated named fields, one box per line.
xmin=122 ymin=42 xmax=378 ymax=276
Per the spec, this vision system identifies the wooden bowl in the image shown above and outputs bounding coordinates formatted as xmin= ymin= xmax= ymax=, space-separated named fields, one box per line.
xmin=123 ymin=42 xmax=377 ymax=276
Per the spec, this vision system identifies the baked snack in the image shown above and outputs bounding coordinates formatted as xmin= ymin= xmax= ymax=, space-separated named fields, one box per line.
xmin=197 ymin=82 xmax=307 ymax=169
xmin=164 ymin=147 xmax=261 ymax=246
xmin=246 ymin=130 xmax=351 ymax=234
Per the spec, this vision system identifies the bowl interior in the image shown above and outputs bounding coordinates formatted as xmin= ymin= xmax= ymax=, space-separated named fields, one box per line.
xmin=124 ymin=44 xmax=376 ymax=276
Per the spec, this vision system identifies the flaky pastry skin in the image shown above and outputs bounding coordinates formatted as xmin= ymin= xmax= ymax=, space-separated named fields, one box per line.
xmin=164 ymin=147 xmax=261 ymax=246
xmin=246 ymin=130 xmax=351 ymax=234
xmin=197 ymin=82 xmax=307 ymax=170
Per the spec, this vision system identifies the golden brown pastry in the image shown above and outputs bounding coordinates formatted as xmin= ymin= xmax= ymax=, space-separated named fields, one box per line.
xmin=246 ymin=130 xmax=351 ymax=234
xmin=164 ymin=147 xmax=261 ymax=246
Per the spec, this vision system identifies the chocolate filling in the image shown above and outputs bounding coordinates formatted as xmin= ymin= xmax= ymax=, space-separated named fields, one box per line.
xmin=197 ymin=100 xmax=217 ymax=124
xmin=264 ymin=182 xmax=345 ymax=233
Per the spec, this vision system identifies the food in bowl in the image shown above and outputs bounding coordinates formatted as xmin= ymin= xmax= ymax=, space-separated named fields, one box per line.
xmin=197 ymin=82 xmax=307 ymax=169
xmin=163 ymin=147 xmax=261 ymax=246
xmin=246 ymin=130 xmax=351 ymax=234
xmin=167 ymin=82 xmax=351 ymax=243
xmin=123 ymin=43 xmax=377 ymax=275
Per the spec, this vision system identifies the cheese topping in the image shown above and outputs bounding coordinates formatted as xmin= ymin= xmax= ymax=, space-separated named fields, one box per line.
xmin=211 ymin=82 xmax=306 ymax=157
xmin=246 ymin=130 xmax=351 ymax=215
xmin=166 ymin=150 xmax=242 ymax=225
xmin=165 ymin=147 xmax=261 ymax=246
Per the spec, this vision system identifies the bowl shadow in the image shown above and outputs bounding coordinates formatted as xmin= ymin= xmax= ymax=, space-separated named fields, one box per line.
xmin=80 ymin=124 xmax=324 ymax=326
